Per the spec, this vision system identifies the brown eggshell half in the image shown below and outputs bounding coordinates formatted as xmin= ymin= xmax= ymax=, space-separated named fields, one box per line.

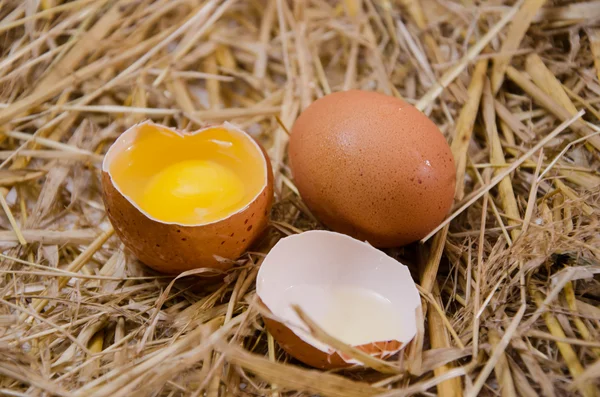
xmin=256 ymin=231 xmax=421 ymax=370
xmin=261 ymin=302 xmax=402 ymax=370
xmin=288 ymin=90 xmax=456 ymax=247
xmin=101 ymin=121 xmax=273 ymax=274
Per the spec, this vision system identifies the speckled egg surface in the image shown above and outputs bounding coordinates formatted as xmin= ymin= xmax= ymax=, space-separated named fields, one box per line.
xmin=288 ymin=90 xmax=456 ymax=247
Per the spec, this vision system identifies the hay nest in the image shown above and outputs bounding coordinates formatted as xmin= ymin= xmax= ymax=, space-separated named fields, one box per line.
xmin=1 ymin=0 xmax=599 ymax=396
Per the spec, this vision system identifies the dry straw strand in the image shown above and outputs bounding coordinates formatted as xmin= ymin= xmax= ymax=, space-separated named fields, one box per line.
xmin=490 ymin=0 xmax=547 ymax=94
xmin=422 ymin=110 xmax=585 ymax=242
xmin=482 ymin=78 xmax=521 ymax=240
xmin=506 ymin=66 xmax=600 ymax=151
xmin=588 ymin=29 xmax=600 ymax=81
xmin=533 ymin=1 xmax=600 ymax=22
xmin=415 ymin=0 xmax=524 ymax=111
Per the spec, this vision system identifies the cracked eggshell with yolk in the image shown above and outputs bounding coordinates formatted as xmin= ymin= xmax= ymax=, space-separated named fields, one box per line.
xmin=101 ymin=121 xmax=273 ymax=274
xmin=257 ymin=230 xmax=421 ymax=369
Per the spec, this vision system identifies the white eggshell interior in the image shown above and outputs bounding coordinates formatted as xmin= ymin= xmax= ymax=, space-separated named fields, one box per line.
xmin=257 ymin=230 xmax=422 ymax=363
xmin=102 ymin=120 xmax=269 ymax=226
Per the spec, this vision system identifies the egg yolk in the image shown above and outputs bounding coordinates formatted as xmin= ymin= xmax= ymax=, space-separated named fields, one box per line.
xmin=140 ymin=159 xmax=246 ymax=223
xmin=108 ymin=124 xmax=265 ymax=225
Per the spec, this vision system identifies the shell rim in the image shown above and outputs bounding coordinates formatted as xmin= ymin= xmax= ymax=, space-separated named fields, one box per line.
xmin=102 ymin=120 xmax=270 ymax=227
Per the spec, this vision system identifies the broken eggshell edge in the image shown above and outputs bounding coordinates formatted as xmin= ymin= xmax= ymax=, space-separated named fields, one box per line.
xmin=256 ymin=230 xmax=422 ymax=369
xmin=101 ymin=120 xmax=274 ymax=274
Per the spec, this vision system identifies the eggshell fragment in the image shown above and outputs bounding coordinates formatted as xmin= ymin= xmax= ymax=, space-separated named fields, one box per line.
xmin=289 ymin=90 xmax=456 ymax=247
xmin=101 ymin=121 xmax=273 ymax=274
xmin=256 ymin=230 xmax=421 ymax=369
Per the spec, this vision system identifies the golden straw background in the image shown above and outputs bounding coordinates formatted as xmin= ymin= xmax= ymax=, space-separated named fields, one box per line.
xmin=1 ymin=0 xmax=600 ymax=396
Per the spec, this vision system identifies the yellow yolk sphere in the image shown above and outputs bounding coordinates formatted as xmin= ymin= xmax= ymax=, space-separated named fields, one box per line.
xmin=139 ymin=160 xmax=246 ymax=224
xmin=108 ymin=124 xmax=265 ymax=225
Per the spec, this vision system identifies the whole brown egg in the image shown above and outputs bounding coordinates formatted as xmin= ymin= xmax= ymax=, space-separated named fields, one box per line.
xmin=288 ymin=90 xmax=456 ymax=247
